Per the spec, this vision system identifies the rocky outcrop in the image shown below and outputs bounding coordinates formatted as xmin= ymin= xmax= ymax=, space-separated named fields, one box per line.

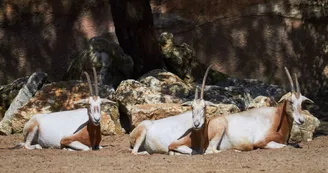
xmin=246 ymin=96 xmax=273 ymax=109
xmin=0 ymin=72 xmax=48 ymax=135
xmin=0 ymin=76 xmax=29 ymax=119
xmin=198 ymin=77 xmax=284 ymax=110
xmin=0 ymin=80 xmax=122 ymax=135
xmin=114 ymin=70 xmax=188 ymax=126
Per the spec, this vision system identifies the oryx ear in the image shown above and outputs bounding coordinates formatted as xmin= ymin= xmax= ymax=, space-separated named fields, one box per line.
xmin=205 ymin=101 xmax=216 ymax=107
xmin=278 ymin=92 xmax=292 ymax=103
xmin=301 ymin=95 xmax=314 ymax=104
xmin=181 ymin=101 xmax=193 ymax=106
xmin=101 ymin=98 xmax=117 ymax=104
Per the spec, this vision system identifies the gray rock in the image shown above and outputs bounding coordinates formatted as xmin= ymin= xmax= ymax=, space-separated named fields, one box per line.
xmin=0 ymin=72 xmax=48 ymax=135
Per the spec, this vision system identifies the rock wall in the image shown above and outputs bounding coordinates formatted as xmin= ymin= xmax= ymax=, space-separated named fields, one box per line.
xmin=1 ymin=0 xmax=327 ymax=104
xmin=151 ymin=0 xmax=328 ymax=100
xmin=0 ymin=0 xmax=116 ymax=84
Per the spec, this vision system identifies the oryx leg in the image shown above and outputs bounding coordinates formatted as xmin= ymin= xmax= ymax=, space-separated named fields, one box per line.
xmin=60 ymin=135 xmax=90 ymax=151
xmin=264 ymin=141 xmax=286 ymax=149
xmin=205 ymin=118 xmax=227 ymax=154
xmin=130 ymin=121 xmax=151 ymax=155
xmin=23 ymin=121 xmax=42 ymax=150
xmin=168 ymin=133 xmax=195 ymax=155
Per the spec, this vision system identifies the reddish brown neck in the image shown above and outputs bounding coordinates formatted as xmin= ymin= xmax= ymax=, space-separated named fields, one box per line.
xmin=273 ymin=100 xmax=294 ymax=143
xmin=191 ymin=114 xmax=209 ymax=154
xmin=87 ymin=110 xmax=102 ymax=148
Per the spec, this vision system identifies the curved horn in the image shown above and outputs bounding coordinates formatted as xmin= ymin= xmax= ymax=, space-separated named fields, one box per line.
xmin=200 ymin=64 xmax=215 ymax=99
xmin=194 ymin=87 xmax=199 ymax=100
xmin=294 ymin=73 xmax=300 ymax=94
xmin=284 ymin=67 xmax=295 ymax=93
xmin=84 ymin=72 xmax=94 ymax=96
xmin=92 ymin=67 xmax=99 ymax=96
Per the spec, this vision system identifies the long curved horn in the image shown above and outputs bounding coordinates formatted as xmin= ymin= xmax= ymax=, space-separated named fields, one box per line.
xmin=194 ymin=87 xmax=199 ymax=100
xmin=200 ymin=64 xmax=215 ymax=99
xmin=92 ymin=67 xmax=99 ymax=96
xmin=294 ymin=73 xmax=300 ymax=94
xmin=284 ymin=67 xmax=295 ymax=93
xmin=84 ymin=72 xmax=94 ymax=96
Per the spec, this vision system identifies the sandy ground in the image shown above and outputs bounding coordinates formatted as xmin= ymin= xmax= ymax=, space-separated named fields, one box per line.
xmin=0 ymin=134 xmax=328 ymax=173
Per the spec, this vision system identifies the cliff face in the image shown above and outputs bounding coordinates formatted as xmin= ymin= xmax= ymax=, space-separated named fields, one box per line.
xmin=1 ymin=0 xmax=327 ymax=100
xmin=151 ymin=0 xmax=328 ymax=99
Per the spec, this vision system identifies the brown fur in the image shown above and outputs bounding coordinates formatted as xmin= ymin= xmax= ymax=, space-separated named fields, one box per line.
xmin=254 ymin=100 xmax=293 ymax=148
xmin=60 ymin=120 xmax=101 ymax=149
xmin=168 ymin=111 xmax=210 ymax=154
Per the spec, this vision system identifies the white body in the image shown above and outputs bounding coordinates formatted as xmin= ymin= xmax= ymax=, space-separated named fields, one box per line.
xmin=217 ymin=107 xmax=276 ymax=150
xmin=130 ymin=111 xmax=193 ymax=154
xmin=23 ymin=108 xmax=89 ymax=149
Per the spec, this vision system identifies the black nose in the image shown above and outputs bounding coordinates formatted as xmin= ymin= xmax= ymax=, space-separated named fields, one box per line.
xmin=94 ymin=118 xmax=100 ymax=122
xmin=299 ymin=119 xmax=304 ymax=124
xmin=194 ymin=121 xmax=200 ymax=128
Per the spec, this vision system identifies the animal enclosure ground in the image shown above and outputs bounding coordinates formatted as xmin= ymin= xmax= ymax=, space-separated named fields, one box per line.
xmin=0 ymin=134 xmax=327 ymax=173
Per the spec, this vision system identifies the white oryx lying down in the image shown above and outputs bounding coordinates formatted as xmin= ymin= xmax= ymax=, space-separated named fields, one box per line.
xmin=205 ymin=67 xmax=313 ymax=153
xmin=14 ymin=68 xmax=115 ymax=151
xmin=169 ymin=67 xmax=314 ymax=154
xmin=129 ymin=64 xmax=216 ymax=155
xmin=168 ymin=64 xmax=215 ymax=155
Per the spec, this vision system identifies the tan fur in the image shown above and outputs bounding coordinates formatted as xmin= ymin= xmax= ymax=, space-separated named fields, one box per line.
xmin=129 ymin=125 xmax=144 ymax=148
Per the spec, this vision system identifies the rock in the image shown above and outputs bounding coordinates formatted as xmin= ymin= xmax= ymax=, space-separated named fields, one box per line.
xmin=0 ymin=76 xmax=29 ymax=119
xmin=246 ymin=96 xmax=273 ymax=109
xmin=64 ymin=34 xmax=134 ymax=88
xmin=130 ymin=103 xmax=239 ymax=129
xmin=158 ymin=32 xmax=227 ymax=84
xmin=0 ymin=72 xmax=48 ymax=135
xmin=130 ymin=103 xmax=190 ymax=129
xmin=114 ymin=79 xmax=183 ymax=126
xmin=200 ymin=77 xmax=284 ymax=110
xmin=289 ymin=110 xmax=321 ymax=143
xmin=138 ymin=69 xmax=194 ymax=98
xmin=6 ymin=80 xmax=121 ymax=135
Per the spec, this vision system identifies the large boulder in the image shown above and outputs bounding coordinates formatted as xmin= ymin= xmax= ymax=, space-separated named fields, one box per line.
xmin=289 ymin=110 xmax=321 ymax=143
xmin=138 ymin=69 xmax=194 ymax=98
xmin=2 ymin=80 xmax=122 ymax=135
xmin=0 ymin=76 xmax=29 ymax=119
xmin=130 ymin=103 xmax=239 ymax=129
xmin=115 ymin=69 xmax=196 ymax=130
xmin=0 ymin=72 xmax=48 ymax=135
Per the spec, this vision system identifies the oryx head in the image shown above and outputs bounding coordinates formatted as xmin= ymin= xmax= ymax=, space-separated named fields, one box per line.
xmin=84 ymin=68 xmax=105 ymax=126
xmin=282 ymin=67 xmax=314 ymax=125
xmin=182 ymin=64 xmax=216 ymax=130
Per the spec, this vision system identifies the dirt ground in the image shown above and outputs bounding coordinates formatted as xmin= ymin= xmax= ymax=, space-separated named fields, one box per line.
xmin=0 ymin=134 xmax=327 ymax=173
